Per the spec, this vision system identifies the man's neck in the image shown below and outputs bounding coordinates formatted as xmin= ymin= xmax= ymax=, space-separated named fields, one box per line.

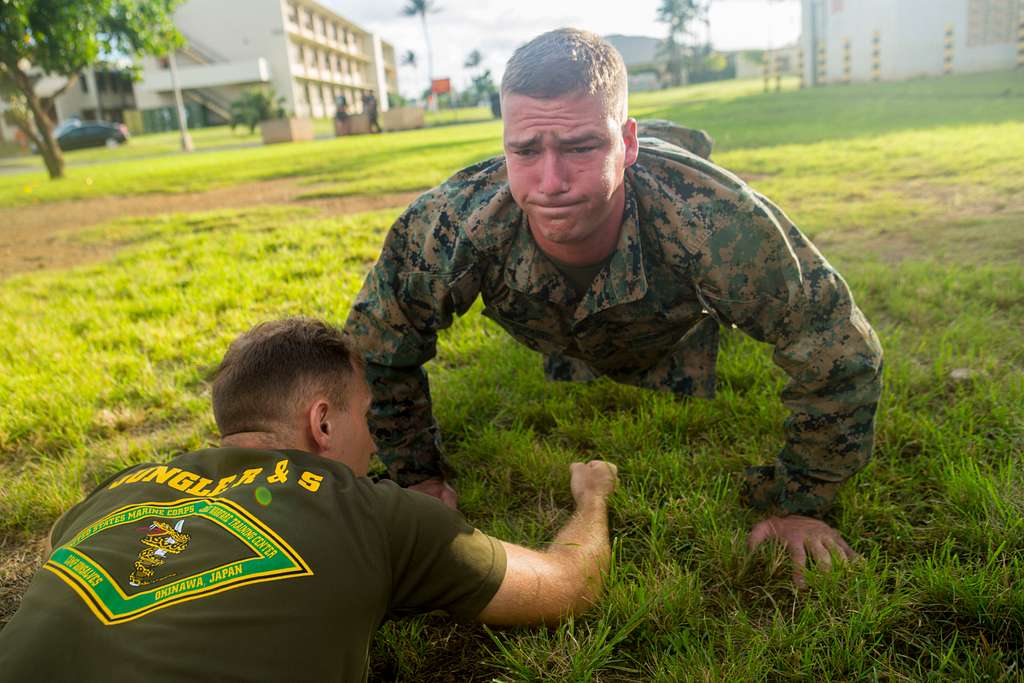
xmin=220 ymin=431 xmax=298 ymax=451
xmin=531 ymin=185 xmax=626 ymax=266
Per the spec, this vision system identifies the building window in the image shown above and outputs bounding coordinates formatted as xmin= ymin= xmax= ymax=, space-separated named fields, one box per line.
xmin=968 ymin=0 xmax=1017 ymax=46
xmin=297 ymin=43 xmax=305 ymax=66
xmin=304 ymin=10 xmax=314 ymax=31
xmin=80 ymin=73 xmax=89 ymax=93
xmin=332 ymin=22 xmax=339 ymax=41
xmin=286 ymin=1 xmax=298 ymax=24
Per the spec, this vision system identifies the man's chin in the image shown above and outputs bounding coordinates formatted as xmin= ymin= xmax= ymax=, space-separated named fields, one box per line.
xmin=529 ymin=217 xmax=581 ymax=245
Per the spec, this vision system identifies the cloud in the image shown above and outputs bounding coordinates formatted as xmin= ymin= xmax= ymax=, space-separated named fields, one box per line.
xmin=325 ymin=0 xmax=801 ymax=97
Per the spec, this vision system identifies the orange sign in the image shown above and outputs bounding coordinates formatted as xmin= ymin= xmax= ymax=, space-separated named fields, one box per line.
xmin=431 ymin=78 xmax=451 ymax=94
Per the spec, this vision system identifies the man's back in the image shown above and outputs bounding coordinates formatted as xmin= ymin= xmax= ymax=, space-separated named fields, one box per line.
xmin=0 ymin=447 xmax=505 ymax=682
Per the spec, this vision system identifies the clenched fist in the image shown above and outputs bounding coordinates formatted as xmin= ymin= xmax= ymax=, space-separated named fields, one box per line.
xmin=569 ymin=460 xmax=618 ymax=506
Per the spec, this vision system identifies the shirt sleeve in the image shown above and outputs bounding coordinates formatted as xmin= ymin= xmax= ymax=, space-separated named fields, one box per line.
xmin=373 ymin=481 xmax=507 ymax=620
xmin=693 ymin=190 xmax=884 ymax=518
xmin=343 ymin=191 xmax=482 ymax=486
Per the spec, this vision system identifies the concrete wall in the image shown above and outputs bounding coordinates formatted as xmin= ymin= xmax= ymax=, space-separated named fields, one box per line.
xmin=801 ymin=0 xmax=1021 ymax=84
xmin=135 ymin=0 xmax=290 ymax=112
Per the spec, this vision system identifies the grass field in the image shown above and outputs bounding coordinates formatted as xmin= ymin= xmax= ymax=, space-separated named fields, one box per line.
xmin=2 ymin=73 xmax=1023 ymax=680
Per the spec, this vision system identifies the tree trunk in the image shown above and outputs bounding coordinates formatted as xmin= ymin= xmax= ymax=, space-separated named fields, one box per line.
xmin=9 ymin=64 xmax=66 ymax=179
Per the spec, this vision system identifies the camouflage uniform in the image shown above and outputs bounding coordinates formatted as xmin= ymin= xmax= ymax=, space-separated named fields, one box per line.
xmin=344 ymin=123 xmax=883 ymax=518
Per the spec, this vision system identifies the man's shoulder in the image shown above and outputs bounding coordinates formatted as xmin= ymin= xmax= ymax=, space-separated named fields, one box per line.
xmin=634 ymin=137 xmax=753 ymax=205
xmin=399 ymin=154 xmax=522 ymax=255
xmin=632 ymin=134 xmax=769 ymax=250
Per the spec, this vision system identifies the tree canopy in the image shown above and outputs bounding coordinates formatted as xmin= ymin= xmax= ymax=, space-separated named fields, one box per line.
xmin=0 ymin=0 xmax=183 ymax=179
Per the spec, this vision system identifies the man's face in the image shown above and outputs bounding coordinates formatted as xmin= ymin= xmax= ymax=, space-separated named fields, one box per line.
xmin=324 ymin=376 xmax=376 ymax=476
xmin=503 ymin=91 xmax=638 ymax=247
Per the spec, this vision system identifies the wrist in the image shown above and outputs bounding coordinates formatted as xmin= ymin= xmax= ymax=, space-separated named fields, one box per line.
xmin=574 ymin=492 xmax=608 ymax=512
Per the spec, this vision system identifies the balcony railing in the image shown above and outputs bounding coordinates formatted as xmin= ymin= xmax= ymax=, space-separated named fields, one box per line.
xmin=138 ymin=58 xmax=271 ymax=92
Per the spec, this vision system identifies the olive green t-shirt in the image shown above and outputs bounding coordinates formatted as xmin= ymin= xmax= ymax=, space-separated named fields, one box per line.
xmin=544 ymin=252 xmax=614 ymax=299
xmin=0 ymin=448 xmax=506 ymax=682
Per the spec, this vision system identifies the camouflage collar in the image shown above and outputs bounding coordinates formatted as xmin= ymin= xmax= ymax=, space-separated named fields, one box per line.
xmin=504 ymin=180 xmax=649 ymax=320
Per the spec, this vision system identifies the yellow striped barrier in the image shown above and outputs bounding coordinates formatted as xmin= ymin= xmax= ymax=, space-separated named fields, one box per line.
xmin=816 ymin=40 xmax=827 ymax=85
xmin=944 ymin=24 xmax=954 ymax=75
xmin=843 ymin=37 xmax=851 ymax=84
xmin=872 ymin=30 xmax=881 ymax=81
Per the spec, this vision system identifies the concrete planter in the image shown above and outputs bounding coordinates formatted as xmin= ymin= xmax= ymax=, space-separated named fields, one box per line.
xmin=335 ymin=107 xmax=426 ymax=137
xmin=381 ymin=107 xmax=424 ymax=131
xmin=260 ymin=117 xmax=314 ymax=145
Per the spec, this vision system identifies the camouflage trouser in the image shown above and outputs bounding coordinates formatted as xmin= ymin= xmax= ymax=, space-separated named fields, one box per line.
xmin=543 ymin=352 xmax=601 ymax=383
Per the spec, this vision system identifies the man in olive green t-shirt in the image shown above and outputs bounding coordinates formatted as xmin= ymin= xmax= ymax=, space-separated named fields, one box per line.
xmin=0 ymin=318 xmax=617 ymax=682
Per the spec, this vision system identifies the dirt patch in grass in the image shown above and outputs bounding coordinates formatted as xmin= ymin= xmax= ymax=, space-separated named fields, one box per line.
xmin=0 ymin=177 xmax=420 ymax=280
xmin=0 ymin=535 xmax=45 ymax=627
xmin=812 ymin=182 xmax=1024 ymax=265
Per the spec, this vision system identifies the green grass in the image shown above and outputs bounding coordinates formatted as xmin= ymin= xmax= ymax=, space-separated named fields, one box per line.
xmin=0 ymin=118 xmax=345 ymax=171
xmin=3 ymin=70 xmax=1021 ymax=207
xmin=425 ymin=105 xmax=495 ymax=126
xmin=1 ymin=72 xmax=1023 ymax=680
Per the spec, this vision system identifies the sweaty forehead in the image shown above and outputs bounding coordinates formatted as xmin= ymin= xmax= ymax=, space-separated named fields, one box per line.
xmin=502 ymin=93 xmax=616 ymax=141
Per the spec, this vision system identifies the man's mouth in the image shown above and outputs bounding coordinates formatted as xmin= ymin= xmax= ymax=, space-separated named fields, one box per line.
xmin=532 ymin=200 xmax=581 ymax=209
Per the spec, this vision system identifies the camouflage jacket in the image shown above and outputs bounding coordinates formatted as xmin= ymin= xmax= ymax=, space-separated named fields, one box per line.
xmin=344 ymin=131 xmax=883 ymax=518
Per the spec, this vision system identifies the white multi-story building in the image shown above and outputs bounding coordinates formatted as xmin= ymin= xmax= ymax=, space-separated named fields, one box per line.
xmin=800 ymin=0 xmax=1021 ymax=85
xmin=133 ymin=0 xmax=398 ymax=129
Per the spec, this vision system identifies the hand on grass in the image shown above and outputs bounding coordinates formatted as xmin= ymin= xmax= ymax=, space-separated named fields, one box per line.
xmin=408 ymin=477 xmax=459 ymax=510
xmin=747 ymin=515 xmax=857 ymax=587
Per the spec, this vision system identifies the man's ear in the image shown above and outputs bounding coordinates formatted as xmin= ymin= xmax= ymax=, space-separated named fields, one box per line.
xmin=307 ymin=400 xmax=331 ymax=452
xmin=622 ymin=118 xmax=639 ymax=168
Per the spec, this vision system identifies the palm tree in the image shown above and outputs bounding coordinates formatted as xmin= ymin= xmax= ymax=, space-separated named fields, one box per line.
xmin=401 ymin=0 xmax=441 ymax=92
xmin=656 ymin=0 xmax=709 ymax=86
xmin=463 ymin=49 xmax=482 ymax=70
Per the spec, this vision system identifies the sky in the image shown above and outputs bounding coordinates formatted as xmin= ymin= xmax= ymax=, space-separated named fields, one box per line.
xmin=326 ymin=0 xmax=802 ymax=98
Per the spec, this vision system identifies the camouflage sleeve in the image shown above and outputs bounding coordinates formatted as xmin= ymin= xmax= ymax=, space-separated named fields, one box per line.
xmin=344 ymin=193 xmax=483 ymax=486
xmin=692 ymin=191 xmax=883 ymax=518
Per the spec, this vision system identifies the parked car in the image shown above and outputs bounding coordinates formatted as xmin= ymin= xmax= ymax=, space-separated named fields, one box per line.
xmin=56 ymin=121 xmax=129 ymax=151
xmin=53 ymin=117 xmax=82 ymax=138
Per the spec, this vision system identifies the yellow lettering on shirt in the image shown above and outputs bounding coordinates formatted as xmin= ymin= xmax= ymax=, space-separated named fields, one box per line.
xmin=298 ymin=471 xmax=323 ymax=493
xmin=186 ymin=477 xmax=216 ymax=496
xmin=141 ymin=466 xmax=181 ymax=485
xmin=233 ymin=468 xmax=263 ymax=487
xmin=167 ymin=470 xmax=200 ymax=492
xmin=101 ymin=462 xmax=321 ymax=496
xmin=209 ymin=475 xmax=236 ymax=496
xmin=266 ymin=460 xmax=289 ymax=484
xmin=125 ymin=467 xmax=156 ymax=484
xmin=107 ymin=474 xmax=131 ymax=490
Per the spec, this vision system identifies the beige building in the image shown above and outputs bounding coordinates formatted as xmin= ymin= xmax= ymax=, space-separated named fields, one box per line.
xmin=133 ymin=0 xmax=399 ymax=129
xmin=801 ymin=0 xmax=1021 ymax=85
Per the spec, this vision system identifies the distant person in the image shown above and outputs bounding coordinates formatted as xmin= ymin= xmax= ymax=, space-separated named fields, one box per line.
xmin=363 ymin=91 xmax=381 ymax=133
xmin=334 ymin=93 xmax=349 ymax=136
xmin=0 ymin=318 xmax=618 ymax=681
xmin=344 ymin=28 xmax=880 ymax=584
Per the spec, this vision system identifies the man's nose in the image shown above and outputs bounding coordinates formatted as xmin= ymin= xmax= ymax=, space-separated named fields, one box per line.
xmin=538 ymin=151 xmax=569 ymax=195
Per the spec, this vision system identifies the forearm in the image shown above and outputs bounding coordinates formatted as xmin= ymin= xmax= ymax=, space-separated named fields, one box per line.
xmin=364 ymin=361 xmax=445 ymax=484
xmin=546 ymin=495 xmax=611 ymax=611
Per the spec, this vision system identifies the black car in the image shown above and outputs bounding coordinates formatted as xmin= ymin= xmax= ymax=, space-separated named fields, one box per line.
xmin=56 ymin=121 xmax=129 ymax=151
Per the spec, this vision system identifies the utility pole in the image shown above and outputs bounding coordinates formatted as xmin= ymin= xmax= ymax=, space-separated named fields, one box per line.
xmin=168 ymin=51 xmax=194 ymax=152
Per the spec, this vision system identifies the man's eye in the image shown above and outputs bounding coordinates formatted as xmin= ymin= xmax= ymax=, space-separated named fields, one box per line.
xmin=514 ymin=148 xmax=537 ymax=157
xmin=570 ymin=146 xmax=597 ymax=154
